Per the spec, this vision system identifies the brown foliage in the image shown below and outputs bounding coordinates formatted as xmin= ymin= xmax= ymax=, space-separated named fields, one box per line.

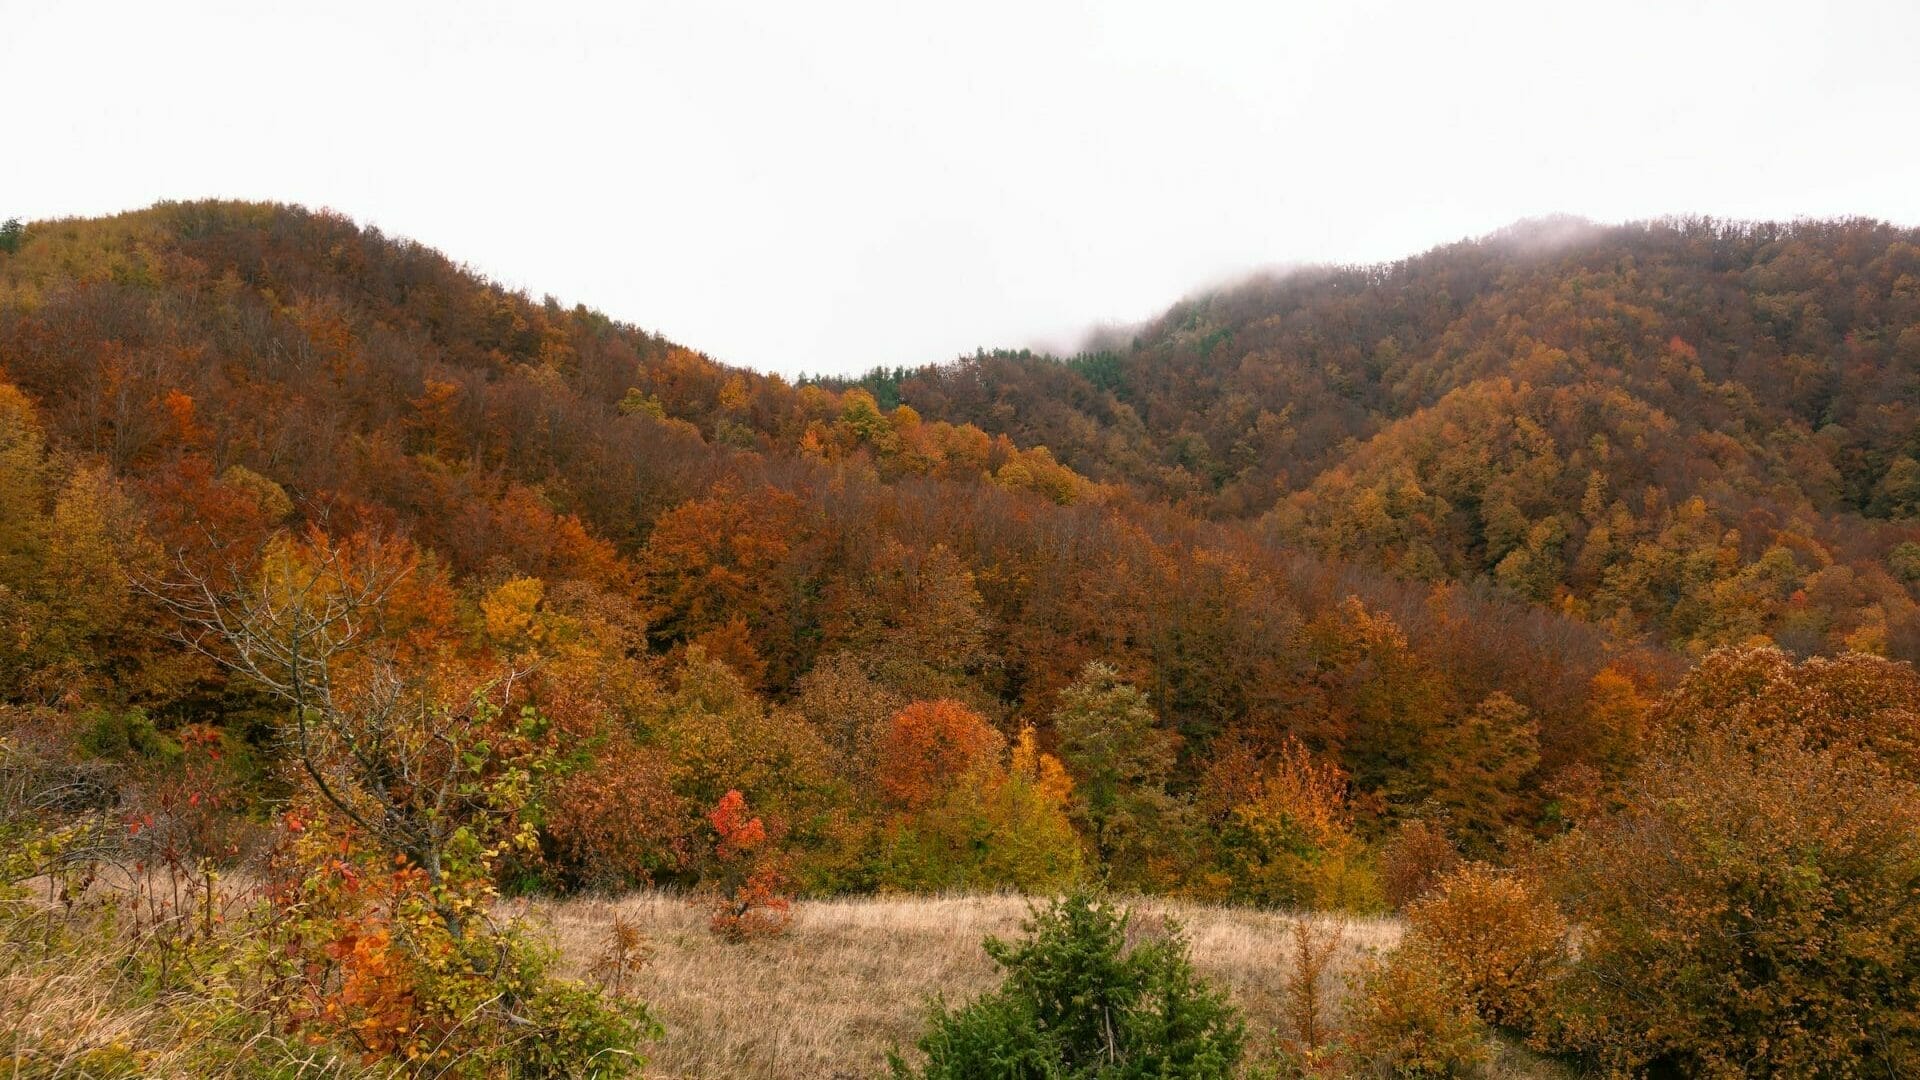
xmin=1378 ymin=816 xmax=1463 ymax=911
xmin=1341 ymin=942 xmax=1492 ymax=1079
xmin=892 ymin=219 xmax=1920 ymax=660
xmin=792 ymin=650 xmax=907 ymax=768
xmin=1404 ymin=864 xmax=1567 ymax=1033
xmin=1542 ymin=646 xmax=1920 ymax=1075
xmin=545 ymin=736 xmax=689 ymax=889
xmin=1280 ymin=917 xmax=1346 ymax=1055
xmin=587 ymin=913 xmax=655 ymax=999
xmin=1645 ymin=644 xmax=1920 ymax=777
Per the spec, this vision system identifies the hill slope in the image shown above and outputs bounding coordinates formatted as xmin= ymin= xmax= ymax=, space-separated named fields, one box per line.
xmin=0 ymin=201 xmax=1644 ymax=882
xmin=852 ymin=217 xmax=1920 ymax=657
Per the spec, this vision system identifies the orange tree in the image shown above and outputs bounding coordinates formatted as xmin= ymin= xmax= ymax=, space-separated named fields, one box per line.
xmin=874 ymin=699 xmax=1003 ymax=812
xmin=874 ymin=726 xmax=1084 ymax=894
xmin=1197 ymin=737 xmax=1372 ymax=909
xmin=701 ymin=789 xmax=792 ymax=939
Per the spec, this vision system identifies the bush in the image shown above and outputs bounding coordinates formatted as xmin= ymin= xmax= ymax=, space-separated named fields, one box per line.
xmin=514 ymin=980 xmax=664 ymax=1078
xmin=1542 ymin=648 xmax=1920 ymax=1075
xmin=1404 ymin=863 xmax=1566 ymax=1033
xmin=1279 ymin=917 xmax=1347 ymax=1056
xmin=76 ymin=706 xmax=177 ymax=761
xmin=891 ymin=891 xmax=1245 ymax=1079
xmin=261 ymin=810 xmax=662 ymax=1077
xmin=1341 ymin=943 xmax=1491 ymax=1079
xmin=702 ymin=789 xmax=793 ymax=939
xmin=4 ymin=718 xmax=662 ymax=1079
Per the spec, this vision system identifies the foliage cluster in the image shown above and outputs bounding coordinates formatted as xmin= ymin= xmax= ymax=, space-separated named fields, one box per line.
xmin=1316 ymin=646 xmax=1920 ymax=1078
xmin=0 ymin=201 xmax=1678 ymax=886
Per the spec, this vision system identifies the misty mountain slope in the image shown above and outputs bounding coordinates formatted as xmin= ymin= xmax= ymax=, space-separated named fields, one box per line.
xmin=871 ymin=218 xmax=1920 ymax=656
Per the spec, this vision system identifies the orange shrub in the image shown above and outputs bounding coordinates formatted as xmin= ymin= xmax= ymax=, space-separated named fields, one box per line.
xmin=704 ymin=790 xmax=792 ymax=940
xmin=1341 ymin=942 xmax=1491 ymax=1079
xmin=1405 ymin=863 xmax=1567 ymax=1033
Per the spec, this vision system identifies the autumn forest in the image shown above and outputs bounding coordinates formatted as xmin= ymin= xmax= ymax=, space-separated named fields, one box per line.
xmin=4 ymin=202 xmax=1919 ymax=1077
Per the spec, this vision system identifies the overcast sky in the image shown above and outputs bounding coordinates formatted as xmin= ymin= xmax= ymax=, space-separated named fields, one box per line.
xmin=6 ymin=1 xmax=1919 ymax=377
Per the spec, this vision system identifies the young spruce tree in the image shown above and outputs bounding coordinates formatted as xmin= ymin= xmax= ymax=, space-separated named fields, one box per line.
xmin=892 ymin=891 xmax=1244 ymax=1079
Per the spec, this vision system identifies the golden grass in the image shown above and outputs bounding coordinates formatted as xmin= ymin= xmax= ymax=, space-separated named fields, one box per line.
xmin=0 ymin=901 xmax=353 ymax=1078
xmin=531 ymin=891 xmax=1405 ymax=1080
xmin=1 ymin=876 xmax=1564 ymax=1077
xmin=0 ymin=941 xmax=179 ymax=1075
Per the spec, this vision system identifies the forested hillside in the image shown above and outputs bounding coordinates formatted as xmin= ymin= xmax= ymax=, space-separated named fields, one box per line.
xmin=857 ymin=218 xmax=1920 ymax=657
xmin=4 ymin=203 xmax=1918 ymax=1076
xmin=0 ymin=201 xmax=1656 ymax=871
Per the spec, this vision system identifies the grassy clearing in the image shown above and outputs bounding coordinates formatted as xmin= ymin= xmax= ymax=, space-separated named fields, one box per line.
xmin=532 ymin=891 xmax=1456 ymax=1079
xmin=1 ymin=881 xmax=1566 ymax=1078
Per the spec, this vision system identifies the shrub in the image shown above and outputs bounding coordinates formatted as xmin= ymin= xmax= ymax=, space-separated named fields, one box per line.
xmin=703 ymin=789 xmax=792 ymax=940
xmin=1341 ymin=943 xmax=1491 ymax=1079
xmin=545 ymin=736 xmax=689 ymax=890
xmin=1542 ymin=648 xmax=1920 ymax=1075
xmin=1404 ymin=863 xmax=1566 ymax=1033
xmin=76 ymin=706 xmax=176 ymax=761
xmin=267 ymin=810 xmax=662 ymax=1077
xmin=891 ymin=891 xmax=1245 ymax=1079
xmin=588 ymin=913 xmax=655 ymax=999
xmin=1279 ymin=917 xmax=1346 ymax=1057
xmin=514 ymin=980 xmax=664 ymax=1079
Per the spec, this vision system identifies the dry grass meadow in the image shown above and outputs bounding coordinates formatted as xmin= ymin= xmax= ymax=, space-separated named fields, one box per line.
xmin=1 ymin=877 xmax=1567 ymax=1078
xmin=528 ymin=890 xmax=1560 ymax=1080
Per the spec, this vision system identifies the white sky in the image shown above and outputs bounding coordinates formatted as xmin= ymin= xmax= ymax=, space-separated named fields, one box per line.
xmin=5 ymin=1 xmax=1918 ymax=377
